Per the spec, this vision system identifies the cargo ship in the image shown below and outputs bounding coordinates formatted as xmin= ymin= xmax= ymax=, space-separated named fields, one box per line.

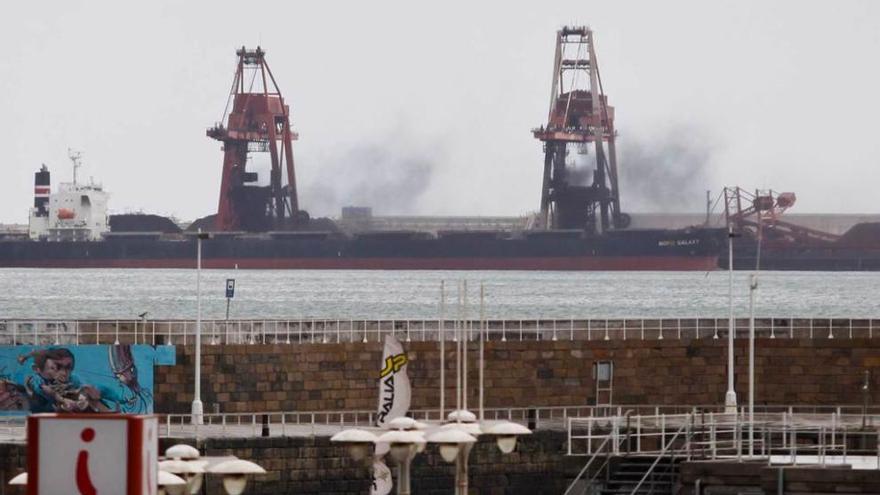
xmin=0 ymin=154 xmax=723 ymax=270
xmin=0 ymin=31 xmax=733 ymax=271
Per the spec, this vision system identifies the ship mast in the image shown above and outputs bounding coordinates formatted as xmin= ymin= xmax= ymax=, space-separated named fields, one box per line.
xmin=68 ymin=148 xmax=82 ymax=186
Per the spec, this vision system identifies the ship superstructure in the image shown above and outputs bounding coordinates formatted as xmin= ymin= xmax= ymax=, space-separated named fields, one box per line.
xmin=28 ymin=151 xmax=109 ymax=242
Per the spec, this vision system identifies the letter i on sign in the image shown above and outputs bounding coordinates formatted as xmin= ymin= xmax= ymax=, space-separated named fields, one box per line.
xmin=76 ymin=428 xmax=97 ymax=495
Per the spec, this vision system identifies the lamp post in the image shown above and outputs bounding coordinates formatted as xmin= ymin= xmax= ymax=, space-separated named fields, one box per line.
xmin=747 ymin=273 xmax=757 ymax=457
xmin=440 ymin=281 xmax=445 ymax=420
xmin=427 ymin=427 xmax=477 ymax=495
xmin=377 ymin=429 xmax=424 ymax=495
xmin=725 ymin=226 xmax=737 ymax=412
xmin=192 ymin=229 xmax=210 ymax=425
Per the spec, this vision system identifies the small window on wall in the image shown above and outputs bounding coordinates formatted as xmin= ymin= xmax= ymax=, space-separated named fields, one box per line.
xmin=593 ymin=360 xmax=613 ymax=406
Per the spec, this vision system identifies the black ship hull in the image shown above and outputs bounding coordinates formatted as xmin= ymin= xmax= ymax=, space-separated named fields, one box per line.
xmin=0 ymin=227 xmax=725 ymax=271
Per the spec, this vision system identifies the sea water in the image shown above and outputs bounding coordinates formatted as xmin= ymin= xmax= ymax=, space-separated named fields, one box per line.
xmin=0 ymin=268 xmax=877 ymax=320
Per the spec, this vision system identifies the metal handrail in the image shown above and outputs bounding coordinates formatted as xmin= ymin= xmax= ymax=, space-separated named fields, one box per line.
xmin=0 ymin=316 xmax=878 ymax=346
xmin=563 ymin=434 xmax=613 ymax=495
xmin=629 ymin=413 xmax=694 ymax=494
xmin=563 ymin=410 xmax=635 ymax=495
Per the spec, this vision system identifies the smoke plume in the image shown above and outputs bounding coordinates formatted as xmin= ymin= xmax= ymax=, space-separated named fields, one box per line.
xmin=300 ymin=143 xmax=437 ymax=217
xmin=617 ymin=128 xmax=716 ymax=212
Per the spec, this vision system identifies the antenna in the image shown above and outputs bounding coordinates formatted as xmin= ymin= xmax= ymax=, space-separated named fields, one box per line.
xmin=68 ymin=148 xmax=82 ymax=186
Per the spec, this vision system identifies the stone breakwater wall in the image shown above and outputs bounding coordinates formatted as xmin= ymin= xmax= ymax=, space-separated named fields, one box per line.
xmin=154 ymin=337 xmax=880 ymax=414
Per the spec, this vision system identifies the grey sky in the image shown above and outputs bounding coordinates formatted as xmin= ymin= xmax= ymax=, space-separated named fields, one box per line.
xmin=1 ymin=0 xmax=878 ymax=224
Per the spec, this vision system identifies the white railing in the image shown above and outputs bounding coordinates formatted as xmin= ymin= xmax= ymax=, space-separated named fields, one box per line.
xmin=0 ymin=317 xmax=878 ymax=346
xmin=566 ymin=409 xmax=880 ymax=468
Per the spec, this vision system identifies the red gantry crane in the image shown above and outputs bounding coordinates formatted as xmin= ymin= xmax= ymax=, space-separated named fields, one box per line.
xmin=207 ymin=46 xmax=303 ymax=232
xmin=533 ymin=26 xmax=627 ymax=233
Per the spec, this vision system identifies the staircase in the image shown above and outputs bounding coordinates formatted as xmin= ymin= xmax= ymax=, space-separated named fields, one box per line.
xmin=598 ymin=456 xmax=680 ymax=495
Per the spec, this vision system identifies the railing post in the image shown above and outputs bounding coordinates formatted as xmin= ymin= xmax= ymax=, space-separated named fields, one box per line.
xmin=587 ymin=420 xmax=592 ymax=455
xmin=567 ymin=418 xmax=572 ymax=455
xmin=637 ymin=415 xmax=642 ymax=452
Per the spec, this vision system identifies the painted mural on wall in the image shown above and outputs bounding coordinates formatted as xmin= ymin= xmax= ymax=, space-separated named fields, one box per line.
xmin=0 ymin=345 xmax=175 ymax=414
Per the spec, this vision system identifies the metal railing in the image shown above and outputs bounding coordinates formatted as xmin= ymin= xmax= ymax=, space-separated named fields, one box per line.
xmin=567 ymin=409 xmax=880 ymax=469
xmin=1 ymin=316 xmax=878 ymax=346
xmin=563 ymin=410 xmax=635 ymax=495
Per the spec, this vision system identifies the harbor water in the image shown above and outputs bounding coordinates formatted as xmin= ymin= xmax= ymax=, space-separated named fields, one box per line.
xmin=0 ymin=268 xmax=877 ymax=320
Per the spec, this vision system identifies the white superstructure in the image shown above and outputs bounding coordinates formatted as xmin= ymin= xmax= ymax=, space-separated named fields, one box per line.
xmin=28 ymin=151 xmax=110 ymax=241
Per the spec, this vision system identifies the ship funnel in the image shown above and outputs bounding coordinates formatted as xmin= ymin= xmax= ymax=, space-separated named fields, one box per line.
xmin=34 ymin=164 xmax=50 ymax=217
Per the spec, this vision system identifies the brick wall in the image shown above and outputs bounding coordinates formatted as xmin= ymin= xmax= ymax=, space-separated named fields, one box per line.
xmin=154 ymin=337 xmax=880 ymax=414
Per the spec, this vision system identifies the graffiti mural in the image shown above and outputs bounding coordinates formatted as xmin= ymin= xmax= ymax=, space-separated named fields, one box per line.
xmin=0 ymin=345 xmax=175 ymax=414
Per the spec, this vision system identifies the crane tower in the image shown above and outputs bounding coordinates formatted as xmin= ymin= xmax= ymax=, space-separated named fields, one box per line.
xmin=207 ymin=46 xmax=302 ymax=232
xmin=533 ymin=27 xmax=626 ymax=232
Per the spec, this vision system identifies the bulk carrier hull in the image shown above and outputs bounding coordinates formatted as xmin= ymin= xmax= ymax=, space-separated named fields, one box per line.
xmin=0 ymin=227 xmax=724 ymax=271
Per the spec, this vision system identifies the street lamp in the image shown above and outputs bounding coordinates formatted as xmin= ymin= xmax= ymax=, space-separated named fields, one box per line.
xmin=747 ymin=273 xmax=758 ymax=456
xmin=164 ymin=444 xmax=205 ymax=494
xmin=193 ymin=229 xmax=211 ymax=425
xmin=331 ymin=429 xmax=379 ymax=461
xmin=207 ymin=459 xmax=267 ymax=495
xmin=159 ymin=459 xmax=205 ymax=495
xmin=8 ymin=472 xmax=26 ymax=486
xmin=427 ymin=427 xmax=477 ymax=495
xmin=484 ymin=421 xmax=532 ymax=454
xmin=376 ymin=429 xmax=425 ymax=495
xmin=158 ymin=471 xmax=186 ymax=495
xmin=725 ymin=225 xmax=737 ymax=412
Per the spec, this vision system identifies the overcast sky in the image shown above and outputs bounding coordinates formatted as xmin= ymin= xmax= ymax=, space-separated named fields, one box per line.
xmin=1 ymin=0 xmax=878 ymax=224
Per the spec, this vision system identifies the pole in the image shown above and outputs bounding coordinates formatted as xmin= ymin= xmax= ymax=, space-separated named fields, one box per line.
xmin=748 ymin=199 xmax=763 ymax=456
xmin=192 ymin=229 xmax=204 ymax=425
xmin=398 ymin=453 xmax=413 ymax=495
xmin=479 ymin=282 xmax=485 ymax=421
xmin=725 ymin=225 xmax=737 ymax=412
xmin=748 ymin=273 xmax=757 ymax=456
xmin=456 ymin=281 xmax=462 ymax=416
xmin=455 ymin=444 xmax=472 ymax=495
xmin=440 ymin=281 xmax=445 ymax=420
xmin=463 ymin=280 xmax=468 ymax=412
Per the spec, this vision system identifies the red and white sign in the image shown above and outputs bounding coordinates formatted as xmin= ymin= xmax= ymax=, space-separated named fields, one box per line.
xmin=27 ymin=413 xmax=158 ymax=495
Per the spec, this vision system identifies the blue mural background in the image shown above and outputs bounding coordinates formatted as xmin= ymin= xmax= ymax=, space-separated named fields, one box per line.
xmin=0 ymin=345 xmax=175 ymax=415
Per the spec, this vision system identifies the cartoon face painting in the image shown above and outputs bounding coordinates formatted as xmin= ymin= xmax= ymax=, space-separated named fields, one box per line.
xmin=0 ymin=344 xmax=172 ymax=414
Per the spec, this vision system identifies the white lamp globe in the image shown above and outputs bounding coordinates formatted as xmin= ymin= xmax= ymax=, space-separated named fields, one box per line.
xmin=484 ymin=421 xmax=532 ymax=454
xmin=331 ymin=429 xmax=379 ymax=461
xmin=208 ymin=459 xmax=266 ymax=495
xmin=427 ymin=428 xmax=477 ymax=463
xmin=377 ymin=430 xmax=423 ymax=463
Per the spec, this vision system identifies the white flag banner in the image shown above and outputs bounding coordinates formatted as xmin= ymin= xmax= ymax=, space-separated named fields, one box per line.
xmin=371 ymin=456 xmax=393 ymax=495
xmin=376 ymin=335 xmax=411 ymax=427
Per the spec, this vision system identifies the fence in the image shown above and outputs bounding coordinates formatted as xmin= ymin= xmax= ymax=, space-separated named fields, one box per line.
xmin=567 ymin=408 xmax=880 ymax=468
xmin=1 ymin=317 xmax=879 ymax=346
